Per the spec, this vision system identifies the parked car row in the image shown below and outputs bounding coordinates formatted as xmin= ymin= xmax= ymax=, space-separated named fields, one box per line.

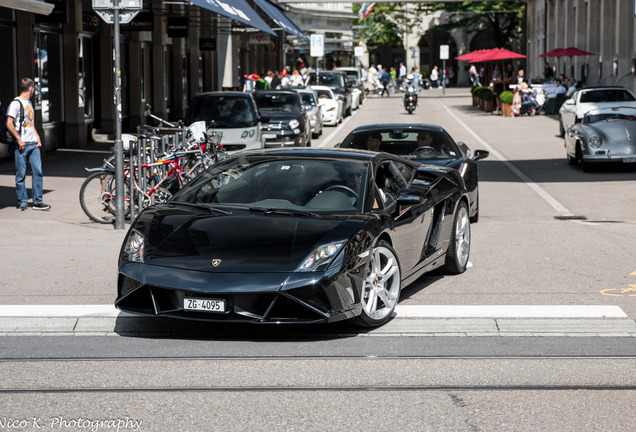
xmin=182 ymin=69 xmax=367 ymax=151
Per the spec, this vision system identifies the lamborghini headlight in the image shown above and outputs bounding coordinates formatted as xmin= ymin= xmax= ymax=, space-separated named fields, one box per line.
xmin=123 ymin=228 xmax=145 ymax=262
xmin=589 ymin=135 xmax=602 ymax=148
xmin=296 ymin=240 xmax=345 ymax=272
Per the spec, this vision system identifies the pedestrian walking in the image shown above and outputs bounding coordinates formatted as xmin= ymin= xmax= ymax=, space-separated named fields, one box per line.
xmin=6 ymin=77 xmax=50 ymax=211
xmin=379 ymin=67 xmax=391 ymax=97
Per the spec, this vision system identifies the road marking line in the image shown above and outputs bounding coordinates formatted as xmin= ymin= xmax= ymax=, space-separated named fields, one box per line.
xmin=441 ymin=102 xmax=575 ymax=217
xmin=395 ymin=305 xmax=627 ymax=318
xmin=0 ymin=305 xmax=627 ymax=319
xmin=317 ymin=109 xmax=357 ymax=148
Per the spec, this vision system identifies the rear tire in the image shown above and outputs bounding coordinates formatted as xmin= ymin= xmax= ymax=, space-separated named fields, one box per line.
xmin=558 ymin=117 xmax=565 ymax=137
xmin=444 ymin=201 xmax=471 ymax=274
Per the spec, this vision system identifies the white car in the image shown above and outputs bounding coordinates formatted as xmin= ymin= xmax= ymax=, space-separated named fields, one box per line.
xmin=311 ymin=85 xmax=343 ymax=126
xmin=558 ymin=86 xmax=636 ymax=137
xmin=184 ymin=91 xmax=265 ymax=154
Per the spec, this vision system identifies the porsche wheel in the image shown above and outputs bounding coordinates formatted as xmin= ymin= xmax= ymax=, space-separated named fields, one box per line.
xmin=444 ymin=201 xmax=471 ymax=274
xmin=355 ymin=241 xmax=401 ymax=327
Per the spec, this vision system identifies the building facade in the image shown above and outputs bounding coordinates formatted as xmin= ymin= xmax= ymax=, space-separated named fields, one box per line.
xmin=526 ymin=0 xmax=635 ymax=91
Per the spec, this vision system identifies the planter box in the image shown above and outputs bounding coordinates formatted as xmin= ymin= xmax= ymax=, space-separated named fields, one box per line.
xmin=473 ymin=95 xmax=480 ymax=107
xmin=480 ymin=99 xmax=493 ymax=112
xmin=501 ymin=103 xmax=512 ymax=117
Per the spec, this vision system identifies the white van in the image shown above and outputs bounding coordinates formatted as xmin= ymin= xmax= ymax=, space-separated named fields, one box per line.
xmin=184 ymin=91 xmax=265 ymax=153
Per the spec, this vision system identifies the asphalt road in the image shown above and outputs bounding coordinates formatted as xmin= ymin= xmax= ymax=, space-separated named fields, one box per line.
xmin=1 ymin=87 xmax=636 ymax=430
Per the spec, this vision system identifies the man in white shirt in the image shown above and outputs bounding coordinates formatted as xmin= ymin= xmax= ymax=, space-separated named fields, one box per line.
xmin=6 ymin=77 xmax=50 ymax=211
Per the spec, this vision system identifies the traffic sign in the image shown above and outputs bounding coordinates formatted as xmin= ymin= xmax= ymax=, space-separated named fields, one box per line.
xmin=94 ymin=9 xmax=140 ymax=24
xmin=440 ymin=44 xmax=449 ymax=60
xmin=310 ymin=34 xmax=324 ymax=58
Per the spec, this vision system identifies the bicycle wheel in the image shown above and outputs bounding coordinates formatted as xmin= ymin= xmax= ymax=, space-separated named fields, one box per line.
xmin=79 ymin=171 xmax=117 ymax=224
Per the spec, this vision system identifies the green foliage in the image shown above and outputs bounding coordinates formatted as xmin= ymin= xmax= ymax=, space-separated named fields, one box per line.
xmin=416 ymin=1 xmax=525 ymax=49
xmin=352 ymin=3 xmax=413 ymax=49
xmin=479 ymin=87 xmax=493 ymax=101
xmin=499 ymin=90 xmax=514 ymax=105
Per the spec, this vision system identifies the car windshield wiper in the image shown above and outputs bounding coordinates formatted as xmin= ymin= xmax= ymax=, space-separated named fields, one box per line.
xmin=171 ymin=201 xmax=232 ymax=215
xmin=248 ymin=207 xmax=319 ymax=217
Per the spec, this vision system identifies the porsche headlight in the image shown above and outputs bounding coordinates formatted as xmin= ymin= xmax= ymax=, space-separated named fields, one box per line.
xmin=123 ymin=228 xmax=145 ymax=262
xmin=289 ymin=119 xmax=299 ymax=129
xmin=589 ymin=135 xmax=602 ymax=148
xmin=296 ymin=241 xmax=345 ymax=272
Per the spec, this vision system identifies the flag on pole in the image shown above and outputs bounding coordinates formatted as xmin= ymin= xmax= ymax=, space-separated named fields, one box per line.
xmin=358 ymin=2 xmax=375 ymax=21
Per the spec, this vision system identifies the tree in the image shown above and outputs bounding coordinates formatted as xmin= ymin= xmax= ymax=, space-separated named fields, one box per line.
xmin=418 ymin=1 xmax=526 ymax=49
xmin=352 ymin=3 xmax=412 ymax=50
xmin=353 ymin=2 xmax=525 ymax=51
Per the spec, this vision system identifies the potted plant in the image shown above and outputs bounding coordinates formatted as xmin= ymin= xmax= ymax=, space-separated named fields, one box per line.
xmin=471 ymin=86 xmax=482 ymax=107
xmin=499 ymin=90 xmax=514 ymax=117
xmin=479 ymin=87 xmax=494 ymax=112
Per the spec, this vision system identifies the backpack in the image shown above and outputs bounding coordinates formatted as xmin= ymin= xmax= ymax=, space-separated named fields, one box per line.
xmin=0 ymin=98 xmax=23 ymax=144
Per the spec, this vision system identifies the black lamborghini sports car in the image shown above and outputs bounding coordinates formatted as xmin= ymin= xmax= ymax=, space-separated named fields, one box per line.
xmin=115 ymin=148 xmax=471 ymax=327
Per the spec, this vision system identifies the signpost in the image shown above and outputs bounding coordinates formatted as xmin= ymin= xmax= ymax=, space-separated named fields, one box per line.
xmin=440 ymin=44 xmax=449 ymax=96
xmin=93 ymin=0 xmax=141 ymax=229
xmin=310 ymin=34 xmax=324 ymax=72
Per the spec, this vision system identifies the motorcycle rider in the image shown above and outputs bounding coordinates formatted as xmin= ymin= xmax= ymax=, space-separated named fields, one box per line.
xmin=402 ymin=74 xmax=418 ymax=107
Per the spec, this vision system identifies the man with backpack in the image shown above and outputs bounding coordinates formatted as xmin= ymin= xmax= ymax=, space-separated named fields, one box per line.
xmin=5 ymin=78 xmax=50 ymax=211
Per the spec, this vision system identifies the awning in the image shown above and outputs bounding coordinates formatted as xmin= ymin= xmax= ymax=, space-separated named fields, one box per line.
xmin=189 ymin=0 xmax=276 ymax=36
xmin=252 ymin=0 xmax=309 ymax=41
xmin=0 ymin=0 xmax=53 ymax=15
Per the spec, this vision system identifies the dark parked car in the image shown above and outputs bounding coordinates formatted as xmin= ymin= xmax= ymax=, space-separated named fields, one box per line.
xmin=184 ymin=91 xmax=264 ymax=153
xmin=115 ymin=148 xmax=472 ymax=327
xmin=337 ymin=124 xmax=489 ymax=222
xmin=306 ymin=71 xmax=353 ymax=117
xmin=253 ymin=90 xmax=312 ymax=147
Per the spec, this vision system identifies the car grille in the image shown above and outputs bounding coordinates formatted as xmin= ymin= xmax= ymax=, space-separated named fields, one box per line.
xmin=116 ymin=275 xmax=333 ymax=323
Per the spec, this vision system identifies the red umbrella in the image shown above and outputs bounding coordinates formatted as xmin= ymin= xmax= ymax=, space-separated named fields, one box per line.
xmin=475 ymin=48 xmax=526 ymax=62
xmin=536 ymin=47 xmax=595 ymax=79
xmin=455 ymin=49 xmax=488 ymax=62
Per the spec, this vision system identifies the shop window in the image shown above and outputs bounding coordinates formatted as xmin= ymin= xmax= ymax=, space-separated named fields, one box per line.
xmin=34 ymin=31 xmax=63 ymax=124
xmin=78 ymin=35 xmax=94 ymax=120
xmin=0 ymin=24 xmax=16 ymax=104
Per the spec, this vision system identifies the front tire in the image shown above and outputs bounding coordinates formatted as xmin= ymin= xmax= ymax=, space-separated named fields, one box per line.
xmin=355 ymin=241 xmax=401 ymax=327
xmin=444 ymin=201 xmax=471 ymax=274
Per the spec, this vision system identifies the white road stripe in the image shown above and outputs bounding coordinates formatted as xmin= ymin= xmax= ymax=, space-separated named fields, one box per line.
xmin=0 ymin=305 xmax=626 ymax=319
xmin=395 ymin=305 xmax=627 ymax=318
xmin=441 ymin=102 xmax=575 ymax=217
xmin=317 ymin=108 xmax=357 ymax=148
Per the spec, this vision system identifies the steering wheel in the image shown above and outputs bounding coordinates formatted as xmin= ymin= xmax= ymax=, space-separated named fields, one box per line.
xmin=324 ymin=185 xmax=359 ymax=204
xmin=411 ymin=146 xmax=437 ymax=157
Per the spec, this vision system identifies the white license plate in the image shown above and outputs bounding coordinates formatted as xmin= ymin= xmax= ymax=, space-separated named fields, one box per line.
xmin=263 ymin=133 xmax=277 ymax=139
xmin=184 ymin=297 xmax=226 ymax=313
xmin=623 ymin=158 xmax=636 ymax=163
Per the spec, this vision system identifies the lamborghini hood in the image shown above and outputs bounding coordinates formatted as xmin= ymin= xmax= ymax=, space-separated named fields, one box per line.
xmin=131 ymin=206 xmax=367 ymax=273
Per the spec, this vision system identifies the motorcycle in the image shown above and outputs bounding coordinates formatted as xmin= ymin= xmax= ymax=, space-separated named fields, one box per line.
xmin=403 ymin=86 xmax=418 ymax=114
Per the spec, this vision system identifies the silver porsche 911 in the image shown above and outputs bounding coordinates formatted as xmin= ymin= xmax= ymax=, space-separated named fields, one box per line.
xmin=564 ymin=106 xmax=636 ymax=171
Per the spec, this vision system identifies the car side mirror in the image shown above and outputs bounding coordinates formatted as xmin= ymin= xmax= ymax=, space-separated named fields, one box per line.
xmin=564 ymin=99 xmax=575 ymax=106
xmin=397 ymin=190 xmax=423 ymax=204
xmin=473 ymin=149 xmax=489 ymax=161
